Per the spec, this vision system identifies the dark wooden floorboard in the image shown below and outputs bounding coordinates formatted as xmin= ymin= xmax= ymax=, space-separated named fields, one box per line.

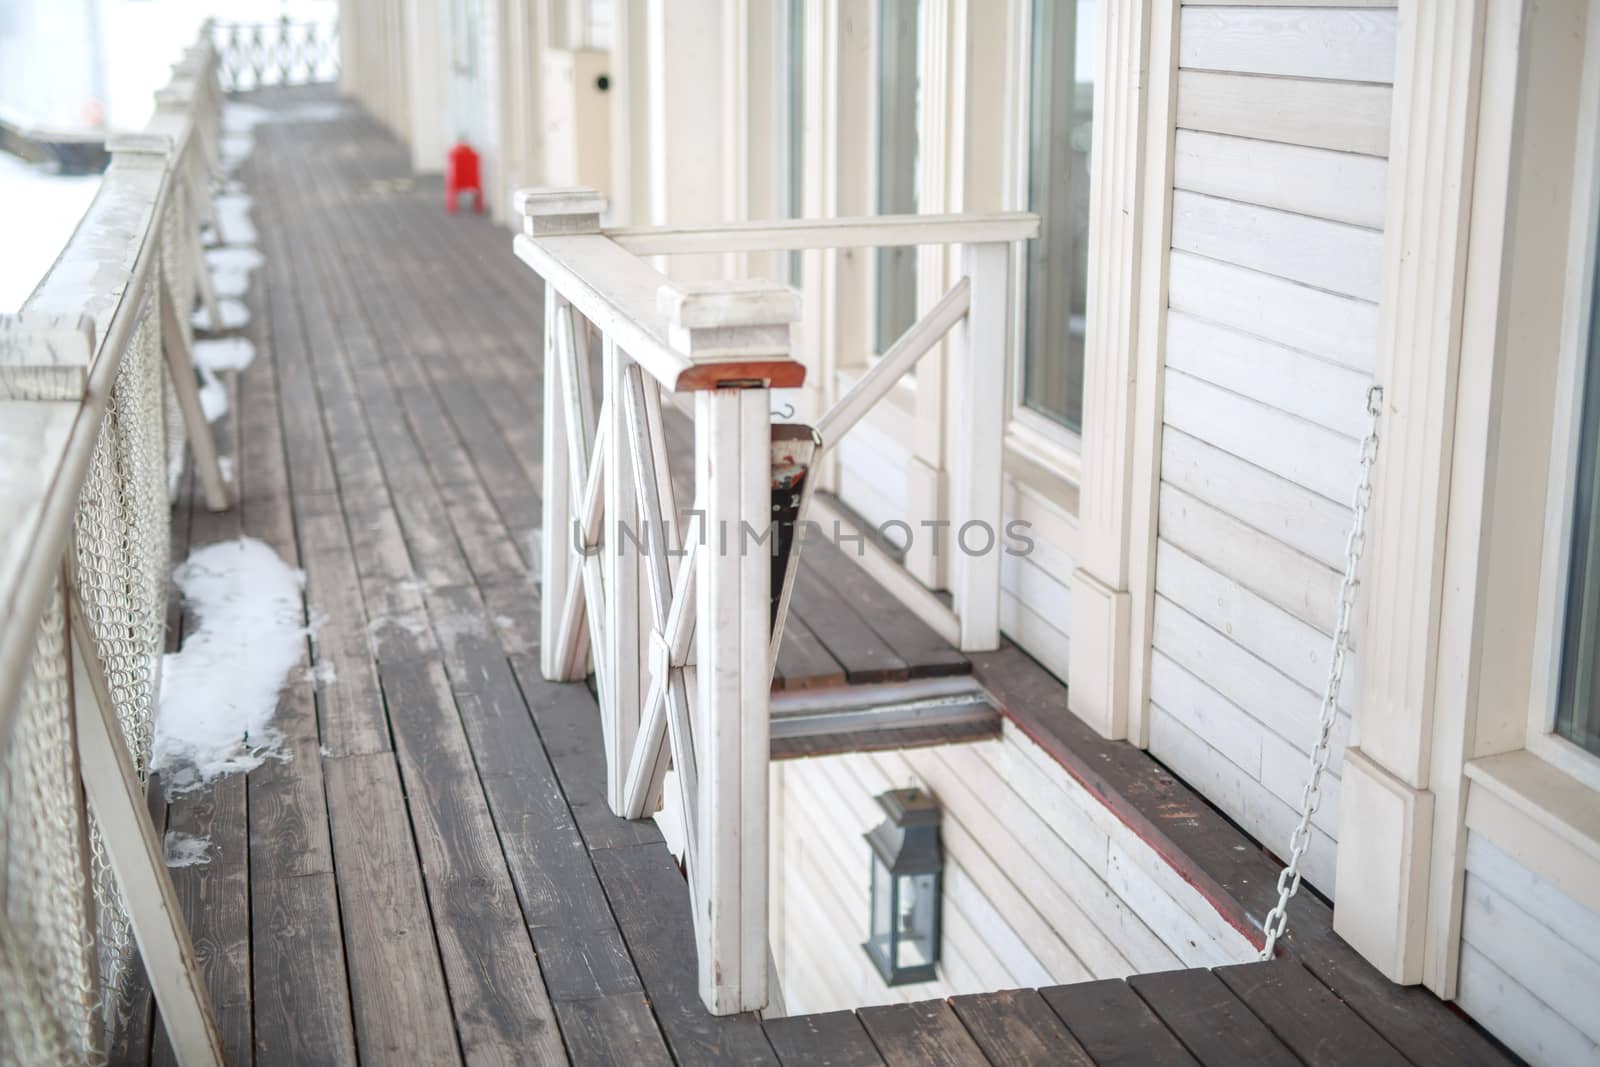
xmin=856 ymin=999 xmax=990 ymax=1067
xmin=1215 ymin=959 xmax=1410 ymax=1067
xmin=1127 ymin=968 xmax=1298 ymax=1067
xmin=1040 ymin=979 xmax=1199 ymax=1067
xmin=948 ymin=988 xmax=1094 ymax=1066
xmin=763 ymin=1010 xmax=886 ymax=1066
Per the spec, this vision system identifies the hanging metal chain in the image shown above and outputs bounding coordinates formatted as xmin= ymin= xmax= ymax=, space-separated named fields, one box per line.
xmin=1259 ymin=384 xmax=1384 ymax=960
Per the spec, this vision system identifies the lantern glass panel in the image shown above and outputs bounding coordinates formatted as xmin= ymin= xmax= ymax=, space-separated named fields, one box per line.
xmin=894 ymin=872 xmax=938 ymax=970
xmin=867 ymin=852 xmax=895 ymax=967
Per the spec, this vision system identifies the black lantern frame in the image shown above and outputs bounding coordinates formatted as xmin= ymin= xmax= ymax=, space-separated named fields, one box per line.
xmin=862 ymin=788 xmax=943 ymax=985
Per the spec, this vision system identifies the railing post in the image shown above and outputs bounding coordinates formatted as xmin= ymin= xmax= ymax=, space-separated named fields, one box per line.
xmin=662 ymin=279 xmax=800 ymax=1016
xmin=952 ymin=241 xmax=1009 ymax=651
xmin=521 ymin=189 xmax=605 ymax=681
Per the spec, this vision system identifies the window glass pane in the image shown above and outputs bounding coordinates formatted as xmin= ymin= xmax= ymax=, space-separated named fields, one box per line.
xmin=867 ymin=854 xmax=894 ymax=963
xmin=1023 ymin=0 xmax=1096 ymax=432
xmin=875 ymin=0 xmax=920 ymax=352
xmin=1556 ymin=253 xmax=1600 ymax=756
xmin=893 ymin=872 xmax=937 ymax=970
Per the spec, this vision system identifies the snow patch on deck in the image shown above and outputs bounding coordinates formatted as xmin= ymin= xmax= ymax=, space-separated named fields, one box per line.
xmin=194 ymin=296 xmax=251 ymax=332
xmin=163 ymin=832 xmax=212 ymax=869
xmin=152 ymin=538 xmax=312 ymax=797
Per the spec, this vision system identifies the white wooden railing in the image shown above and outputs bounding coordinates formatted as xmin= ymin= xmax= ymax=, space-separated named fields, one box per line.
xmin=516 ymin=188 xmax=1037 ymax=1014
xmin=0 ymin=33 xmax=231 ymax=1067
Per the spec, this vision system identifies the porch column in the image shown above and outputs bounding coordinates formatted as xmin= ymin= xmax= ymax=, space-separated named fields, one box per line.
xmin=1069 ymin=0 xmax=1155 ymax=740
xmin=1333 ymin=0 xmax=1486 ymax=986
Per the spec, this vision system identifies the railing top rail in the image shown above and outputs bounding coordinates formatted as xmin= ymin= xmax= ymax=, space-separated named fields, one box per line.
xmin=515 ymin=189 xmax=806 ymax=394
xmin=606 ymin=211 xmax=1040 ymax=257
xmin=0 ymin=39 xmax=217 ymax=733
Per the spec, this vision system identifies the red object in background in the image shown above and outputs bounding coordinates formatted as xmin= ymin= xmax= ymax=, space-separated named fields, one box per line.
xmin=445 ymin=142 xmax=483 ymax=215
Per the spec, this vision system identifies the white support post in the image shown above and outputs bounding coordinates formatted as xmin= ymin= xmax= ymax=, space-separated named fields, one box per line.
xmin=539 ymin=281 xmax=575 ymax=679
xmin=951 ymin=242 xmax=1008 ymax=651
xmin=602 ymin=336 xmax=643 ymax=814
xmin=157 ymin=281 xmax=231 ymax=512
xmin=694 ymin=384 xmax=771 ymax=1016
xmin=67 ymin=579 xmax=224 ymax=1067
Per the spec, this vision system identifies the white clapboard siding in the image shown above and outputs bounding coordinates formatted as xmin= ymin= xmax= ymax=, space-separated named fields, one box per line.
xmin=1152 ymin=594 xmax=1354 ymax=771
xmin=1149 ymin=649 xmax=1266 ymax=777
xmin=1456 ymin=943 xmax=1599 ymax=1067
xmin=1150 ymin=703 xmax=1338 ymax=891
xmin=1155 ymin=540 xmax=1361 ymax=702
xmin=1171 ymin=191 xmax=1384 ymax=301
xmin=1000 ymin=588 xmax=1072 ymax=682
xmin=1179 ymin=7 xmax=1397 ymax=83
xmin=944 ymin=863 xmax=1054 ymax=987
xmin=1162 ymin=429 xmax=1353 ymax=569
xmin=1163 ymin=369 xmax=1361 ymax=503
xmin=1461 ymin=869 xmax=1600 ymax=1045
xmin=1159 ymin=484 xmax=1344 ymax=634
xmin=1176 ymin=70 xmax=1392 ymax=156
xmin=1167 ymin=251 xmax=1379 ymax=372
xmin=1166 ymin=311 xmax=1373 ymax=439
xmin=1173 ymin=129 xmax=1388 ymax=230
xmin=1466 ymin=833 xmax=1600 ymax=952
xmin=1259 ymin=728 xmax=1341 ymax=837
xmin=1104 ymin=842 xmax=1242 ymax=969
xmin=913 ymin=743 xmax=1181 ymax=973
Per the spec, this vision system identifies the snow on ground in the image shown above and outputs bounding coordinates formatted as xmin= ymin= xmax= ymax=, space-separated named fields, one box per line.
xmin=214 ymin=193 xmax=256 ymax=245
xmin=152 ymin=537 xmax=312 ymax=797
xmin=0 ymin=151 xmax=101 ymax=314
xmin=194 ymin=296 xmax=250 ymax=332
xmin=163 ymin=832 xmax=211 ymax=868
xmin=193 ymin=336 xmax=256 ymax=374
xmin=656 ymin=770 xmax=688 ymax=863
xmin=198 ymin=365 xmax=227 ymax=423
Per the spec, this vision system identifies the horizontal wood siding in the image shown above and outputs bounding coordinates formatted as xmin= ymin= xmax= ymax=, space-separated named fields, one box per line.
xmin=772 ymin=725 xmax=1256 ymax=1015
xmin=1456 ymin=833 xmax=1600 ymax=1066
xmin=1150 ymin=2 xmax=1395 ymax=895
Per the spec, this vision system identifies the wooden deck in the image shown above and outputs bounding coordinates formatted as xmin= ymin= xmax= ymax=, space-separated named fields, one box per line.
xmin=119 ymin=88 xmax=1517 ymax=1066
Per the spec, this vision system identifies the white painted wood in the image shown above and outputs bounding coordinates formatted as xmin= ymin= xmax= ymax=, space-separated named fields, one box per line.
xmin=1456 ymin=943 xmax=1599 ymax=1067
xmin=1166 ymin=251 xmax=1378 ymax=373
xmin=1161 ymin=428 xmax=1352 ymax=570
xmin=952 ymin=242 xmax=1008 ymax=651
xmin=1465 ymin=832 xmax=1600 ymax=955
xmin=1150 ymin=703 xmax=1338 ymax=892
xmin=0 ymin=314 xmax=93 ymax=402
xmin=1172 ymin=129 xmax=1388 ymax=230
xmin=1159 ymin=484 xmax=1343 ymax=635
xmin=1162 ymin=369 xmax=1361 ymax=503
xmin=1149 ymin=650 xmax=1264 ymax=778
xmin=815 ymin=278 xmax=969 ymax=450
xmin=540 ymin=288 xmax=577 ymax=681
xmin=693 ymin=385 xmax=770 ymax=1014
xmin=190 ymin=223 xmax=224 ymax=333
xmin=1152 ymin=594 xmax=1353 ymax=773
xmin=1165 ymin=311 xmax=1372 ymax=439
xmin=158 ymin=283 xmax=230 ymax=512
xmin=69 ymin=594 xmax=225 ymax=1066
xmin=1104 ymin=841 xmax=1240 ymax=968
xmin=1170 ymin=190 xmax=1384 ymax=301
xmin=1261 ymin=728 xmax=1341 ymax=837
xmin=1176 ymin=70 xmax=1392 ymax=156
xmin=1156 ymin=539 xmax=1358 ymax=703
xmin=1461 ymin=870 xmax=1600 ymax=1044
xmin=602 ymin=337 xmax=643 ymax=815
xmin=1179 ymin=7 xmax=1397 ymax=84
xmin=608 ymin=212 xmax=1039 ymax=255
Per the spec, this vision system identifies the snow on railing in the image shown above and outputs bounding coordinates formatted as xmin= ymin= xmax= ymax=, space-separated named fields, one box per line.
xmin=515 ymin=188 xmax=1037 ymax=1016
xmin=0 ymin=30 xmax=232 ymax=1067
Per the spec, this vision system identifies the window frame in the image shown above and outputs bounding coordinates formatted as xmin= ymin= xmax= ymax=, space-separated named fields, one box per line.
xmin=1002 ymin=0 xmax=1086 ymax=493
xmin=1526 ymin=22 xmax=1600 ymax=790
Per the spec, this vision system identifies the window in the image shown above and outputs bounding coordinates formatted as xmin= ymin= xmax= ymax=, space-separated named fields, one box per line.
xmin=1556 ymin=249 xmax=1600 ymax=756
xmin=1022 ymin=0 xmax=1096 ymax=433
xmin=875 ymin=0 xmax=920 ymax=353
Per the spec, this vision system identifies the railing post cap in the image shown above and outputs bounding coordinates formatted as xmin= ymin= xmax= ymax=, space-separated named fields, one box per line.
xmin=107 ymin=133 xmax=173 ymax=167
xmin=515 ymin=187 xmax=606 ymax=236
xmin=658 ymin=279 xmax=801 ymax=330
xmin=155 ymin=83 xmax=196 ymax=109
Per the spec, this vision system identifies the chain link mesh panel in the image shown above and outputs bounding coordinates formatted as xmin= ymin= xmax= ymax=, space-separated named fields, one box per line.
xmin=72 ymin=284 xmax=172 ymax=1036
xmin=0 ymin=577 xmax=102 ymax=1066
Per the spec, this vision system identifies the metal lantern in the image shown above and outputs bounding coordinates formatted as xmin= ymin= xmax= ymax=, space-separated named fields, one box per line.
xmin=862 ymin=788 xmax=943 ymax=985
